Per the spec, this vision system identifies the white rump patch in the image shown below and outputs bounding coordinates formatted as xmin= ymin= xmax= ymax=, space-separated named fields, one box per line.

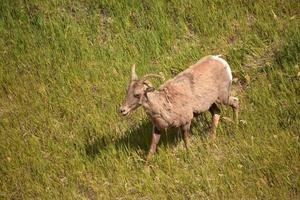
xmin=212 ymin=55 xmax=232 ymax=81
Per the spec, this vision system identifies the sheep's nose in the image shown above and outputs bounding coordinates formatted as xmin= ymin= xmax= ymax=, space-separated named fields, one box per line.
xmin=119 ymin=107 xmax=126 ymax=114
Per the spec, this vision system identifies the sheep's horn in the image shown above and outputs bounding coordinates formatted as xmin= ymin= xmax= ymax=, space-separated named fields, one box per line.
xmin=131 ymin=64 xmax=137 ymax=81
xmin=141 ymin=74 xmax=164 ymax=82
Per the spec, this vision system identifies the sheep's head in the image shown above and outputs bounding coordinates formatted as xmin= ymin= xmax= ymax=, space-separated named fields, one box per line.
xmin=119 ymin=64 xmax=162 ymax=116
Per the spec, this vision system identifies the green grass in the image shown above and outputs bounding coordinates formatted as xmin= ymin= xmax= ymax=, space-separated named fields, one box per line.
xmin=0 ymin=0 xmax=300 ymax=199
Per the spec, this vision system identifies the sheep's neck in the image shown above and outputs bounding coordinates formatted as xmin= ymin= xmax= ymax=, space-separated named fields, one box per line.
xmin=141 ymin=90 xmax=172 ymax=129
xmin=141 ymin=91 xmax=161 ymax=114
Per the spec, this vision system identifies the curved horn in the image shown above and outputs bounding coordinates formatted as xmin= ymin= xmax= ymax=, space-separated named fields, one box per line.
xmin=131 ymin=64 xmax=137 ymax=81
xmin=140 ymin=74 xmax=164 ymax=82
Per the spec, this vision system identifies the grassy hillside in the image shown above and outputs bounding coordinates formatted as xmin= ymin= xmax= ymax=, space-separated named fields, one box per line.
xmin=0 ymin=0 xmax=299 ymax=199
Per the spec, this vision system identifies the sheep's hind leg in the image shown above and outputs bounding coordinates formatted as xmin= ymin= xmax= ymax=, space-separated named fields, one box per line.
xmin=180 ymin=123 xmax=191 ymax=150
xmin=228 ymin=96 xmax=239 ymax=125
xmin=209 ymin=103 xmax=221 ymax=140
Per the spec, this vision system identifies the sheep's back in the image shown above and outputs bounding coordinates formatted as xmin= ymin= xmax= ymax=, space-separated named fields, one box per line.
xmin=161 ymin=56 xmax=232 ymax=113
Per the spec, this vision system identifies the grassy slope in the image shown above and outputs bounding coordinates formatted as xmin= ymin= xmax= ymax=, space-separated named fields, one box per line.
xmin=0 ymin=0 xmax=299 ymax=199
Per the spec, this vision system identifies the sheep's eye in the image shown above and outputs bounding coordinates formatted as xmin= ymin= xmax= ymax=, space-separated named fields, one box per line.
xmin=134 ymin=94 xmax=141 ymax=98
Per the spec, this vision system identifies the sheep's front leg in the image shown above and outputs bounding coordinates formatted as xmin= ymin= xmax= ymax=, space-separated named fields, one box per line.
xmin=181 ymin=123 xmax=191 ymax=150
xmin=228 ymin=96 xmax=239 ymax=125
xmin=146 ymin=126 xmax=161 ymax=164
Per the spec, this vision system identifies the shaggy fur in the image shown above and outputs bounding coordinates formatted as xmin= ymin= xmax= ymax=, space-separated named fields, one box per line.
xmin=140 ymin=55 xmax=235 ymax=129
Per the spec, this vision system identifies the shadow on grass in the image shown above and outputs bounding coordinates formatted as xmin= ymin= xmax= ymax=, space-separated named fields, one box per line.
xmin=85 ymin=113 xmax=211 ymax=159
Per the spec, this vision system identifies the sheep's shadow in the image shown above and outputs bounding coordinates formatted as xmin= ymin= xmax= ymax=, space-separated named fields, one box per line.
xmin=85 ymin=113 xmax=211 ymax=159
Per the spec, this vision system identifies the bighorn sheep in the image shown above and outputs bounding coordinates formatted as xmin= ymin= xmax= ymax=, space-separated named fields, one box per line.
xmin=120 ymin=55 xmax=239 ymax=162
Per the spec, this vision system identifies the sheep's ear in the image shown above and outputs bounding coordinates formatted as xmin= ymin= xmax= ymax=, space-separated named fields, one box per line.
xmin=143 ymin=82 xmax=155 ymax=99
xmin=145 ymin=86 xmax=155 ymax=93
xmin=131 ymin=64 xmax=138 ymax=81
xmin=143 ymin=80 xmax=153 ymax=87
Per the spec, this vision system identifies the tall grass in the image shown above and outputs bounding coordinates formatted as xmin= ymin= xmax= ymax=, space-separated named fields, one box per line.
xmin=0 ymin=0 xmax=299 ymax=199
